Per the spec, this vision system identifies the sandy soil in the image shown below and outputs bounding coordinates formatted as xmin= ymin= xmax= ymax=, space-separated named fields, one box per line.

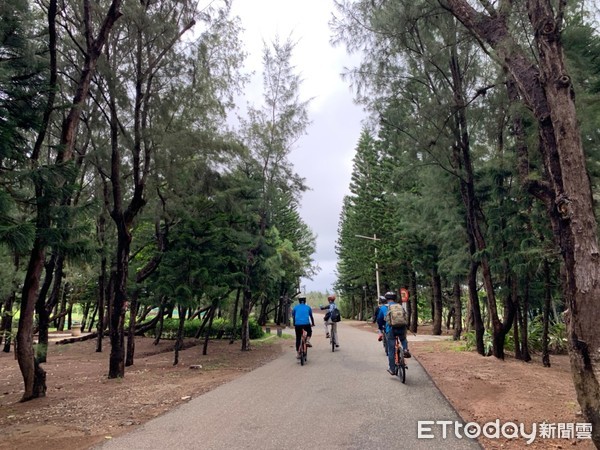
xmin=0 ymin=322 xmax=595 ymax=450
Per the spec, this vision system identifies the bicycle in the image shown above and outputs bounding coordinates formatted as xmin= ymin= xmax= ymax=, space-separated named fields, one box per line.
xmin=394 ymin=335 xmax=407 ymax=383
xmin=299 ymin=329 xmax=308 ymax=365
xmin=329 ymin=322 xmax=339 ymax=352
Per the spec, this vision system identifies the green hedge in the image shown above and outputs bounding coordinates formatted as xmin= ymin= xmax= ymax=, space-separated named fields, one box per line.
xmin=154 ymin=317 xmax=264 ymax=340
xmin=464 ymin=315 xmax=567 ymax=355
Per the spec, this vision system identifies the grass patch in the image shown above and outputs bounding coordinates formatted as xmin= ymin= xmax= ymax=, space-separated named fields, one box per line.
xmin=414 ymin=339 xmax=467 ymax=353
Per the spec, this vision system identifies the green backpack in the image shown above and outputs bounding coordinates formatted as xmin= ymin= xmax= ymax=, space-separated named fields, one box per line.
xmin=385 ymin=303 xmax=407 ymax=327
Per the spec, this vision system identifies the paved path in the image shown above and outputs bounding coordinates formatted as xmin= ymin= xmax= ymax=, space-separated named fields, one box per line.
xmin=96 ymin=316 xmax=482 ymax=450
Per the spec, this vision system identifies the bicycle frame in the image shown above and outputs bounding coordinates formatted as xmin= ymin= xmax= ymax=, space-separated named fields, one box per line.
xmin=394 ymin=335 xmax=406 ymax=383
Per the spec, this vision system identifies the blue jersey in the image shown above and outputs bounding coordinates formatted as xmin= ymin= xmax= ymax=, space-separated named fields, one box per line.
xmin=292 ymin=303 xmax=314 ymax=326
xmin=376 ymin=304 xmax=388 ymax=331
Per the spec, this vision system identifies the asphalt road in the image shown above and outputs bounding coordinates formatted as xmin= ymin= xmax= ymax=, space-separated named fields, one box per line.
xmin=96 ymin=315 xmax=482 ymax=450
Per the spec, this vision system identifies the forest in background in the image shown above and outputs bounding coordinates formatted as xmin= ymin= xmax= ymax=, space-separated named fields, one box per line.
xmin=331 ymin=0 xmax=600 ymax=446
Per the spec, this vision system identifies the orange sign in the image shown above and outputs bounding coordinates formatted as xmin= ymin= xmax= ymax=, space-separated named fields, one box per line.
xmin=400 ymin=288 xmax=409 ymax=302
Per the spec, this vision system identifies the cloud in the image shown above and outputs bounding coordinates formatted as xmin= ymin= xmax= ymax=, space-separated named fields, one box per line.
xmin=291 ymin=89 xmax=364 ymax=292
xmin=232 ymin=0 xmax=365 ymax=292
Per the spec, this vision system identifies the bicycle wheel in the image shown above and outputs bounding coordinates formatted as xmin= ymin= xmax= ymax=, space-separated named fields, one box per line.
xmin=300 ymin=334 xmax=307 ymax=365
xmin=331 ymin=330 xmax=335 ymax=352
xmin=396 ymin=347 xmax=406 ymax=383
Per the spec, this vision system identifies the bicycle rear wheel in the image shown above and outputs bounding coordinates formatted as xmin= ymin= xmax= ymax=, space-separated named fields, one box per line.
xmin=300 ymin=335 xmax=307 ymax=365
xmin=396 ymin=347 xmax=406 ymax=383
xmin=331 ymin=330 xmax=335 ymax=352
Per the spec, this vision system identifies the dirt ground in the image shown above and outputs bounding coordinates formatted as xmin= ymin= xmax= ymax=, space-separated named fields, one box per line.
xmin=0 ymin=322 xmax=595 ymax=450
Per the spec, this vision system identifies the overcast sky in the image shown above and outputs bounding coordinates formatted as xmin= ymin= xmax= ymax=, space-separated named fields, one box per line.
xmin=230 ymin=1 xmax=366 ymax=294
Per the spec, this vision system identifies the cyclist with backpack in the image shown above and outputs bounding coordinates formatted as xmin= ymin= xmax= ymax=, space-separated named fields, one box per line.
xmin=377 ymin=291 xmax=411 ymax=375
xmin=320 ymin=294 xmax=340 ymax=347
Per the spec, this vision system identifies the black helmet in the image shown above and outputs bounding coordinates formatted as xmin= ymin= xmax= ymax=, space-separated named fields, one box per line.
xmin=298 ymin=296 xmax=306 ymax=303
xmin=384 ymin=291 xmax=397 ymax=301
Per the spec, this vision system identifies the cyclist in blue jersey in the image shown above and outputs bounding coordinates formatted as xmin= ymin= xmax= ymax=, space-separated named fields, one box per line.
xmin=373 ymin=296 xmax=386 ymax=341
xmin=292 ymin=296 xmax=315 ymax=359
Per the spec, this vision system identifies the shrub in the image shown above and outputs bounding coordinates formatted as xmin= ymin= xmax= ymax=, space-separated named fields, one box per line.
xmin=463 ymin=315 xmax=567 ymax=355
xmin=464 ymin=330 xmax=493 ymax=356
xmin=156 ymin=318 xmax=200 ymax=339
xmin=527 ymin=315 xmax=568 ymax=354
xmin=154 ymin=317 xmax=264 ymax=340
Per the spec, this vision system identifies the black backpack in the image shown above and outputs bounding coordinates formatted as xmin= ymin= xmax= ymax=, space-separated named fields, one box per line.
xmin=330 ymin=308 xmax=341 ymax=323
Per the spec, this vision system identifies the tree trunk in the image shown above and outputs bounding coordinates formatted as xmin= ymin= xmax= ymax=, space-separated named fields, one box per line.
xmin=431 ymin=266 xmax=442 ymax=335
xmin=452 ymin=279 xmax=462 ymax=340
xmin=542 ymin=258 xmax=552 ymax=368
xmin=41 ymin=254 xmax=66 ymax=363
xmin=511 ymin=274 xmax=523 ymax=360
xmin=468 ymin=258 xmax=485 ymax=355
xmin=173 ymin=306 xmax=186 ymax=366
xmin=96 ymin=179 xmax=110 ymax=353
xmin=87 ymin=302 xmax=98 ymax=333
xmin=257 ymin=298 xmax=268 ymax=326
xmin=17 ymin=238 xmax=47 ymax=401
xmin=409 ymin=270 xmax=418 ymax=333
xmin=447 ymin=42 xmax=505 ymax=356
xmin=108 ymin=223 xmax=130 ymax=378
xmin=195 ymin=306 xmax=213 ymax=339
xmin=34 ymin=253 xmax=57 ymax=364
xmin=520 ymin=275 xmax=532 ymax=362
xmin=513 ymin=311 xmax=522 ymax=360
xmin=203 ymin=305 xmax=217 ymax=356
xmin=153 ymin=302 xmax=166 ymax=345
xmin=240 ymin=288 xmax=252 ymax=351
xmin=443 ymin=0 xmax=600 ymax=442
xmin=125 ymin=290 xmax=139 ymax=367
xmin=1 ymin=292 xmax=16 ymax=351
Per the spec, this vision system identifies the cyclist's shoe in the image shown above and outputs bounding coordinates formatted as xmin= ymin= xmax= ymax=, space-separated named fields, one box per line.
xmin=387 ymin=368 xmax=396 ymax=376
xmin=306 ymin=342 xmax=312 ymax=347
xmin=377 ymin=335 xmax=383 ymax=342
xmin=335 ymin=344 xmax=339 ymax=347
xmin=404 ymin=350 xmax=411 ymax=358
xmin=325 ymin=333 xmax=330 ymax=338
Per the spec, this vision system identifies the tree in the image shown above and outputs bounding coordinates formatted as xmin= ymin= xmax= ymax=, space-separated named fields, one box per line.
xmin=238 ymin=36 xmax=311 ymax=350
xmin=0 ymin=0 xmax=42 ymax=355
xmin=440 ymin=0 xmax=600 ymax=443
xmin=16 ymin=0 xmax=123 ymax=401
xmin=337 ymin=129 xmax=385 ymax=303
xmin=91 ymin=0 xmax=243 ymax=378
